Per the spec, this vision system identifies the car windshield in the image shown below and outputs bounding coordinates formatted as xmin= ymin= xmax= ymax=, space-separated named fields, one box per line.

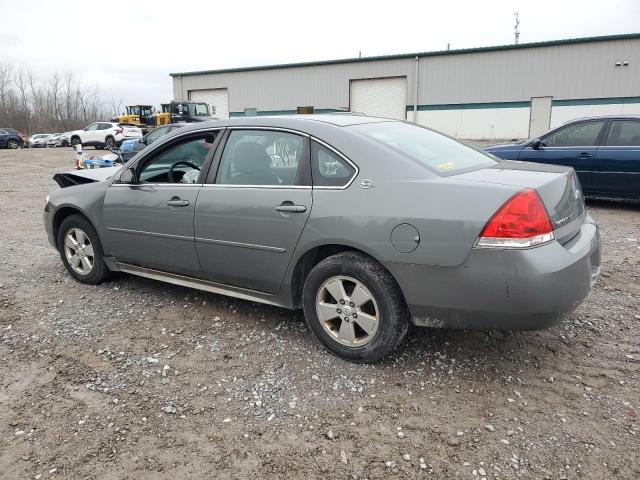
xmin=352 ymin=121 xmax=497 ymax=176
xmin=189 ymin=104 xmax=209 ymax=116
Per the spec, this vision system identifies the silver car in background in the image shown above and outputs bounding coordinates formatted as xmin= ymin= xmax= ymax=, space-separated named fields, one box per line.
xmin=43 ymin=115 xmax=600 ymax=362
xmin=28 ymin=133 xmax=51 ymax=148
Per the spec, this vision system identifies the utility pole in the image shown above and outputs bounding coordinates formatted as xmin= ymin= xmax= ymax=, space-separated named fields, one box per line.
xmin=514 ymin=12 xmax=520 ymax=44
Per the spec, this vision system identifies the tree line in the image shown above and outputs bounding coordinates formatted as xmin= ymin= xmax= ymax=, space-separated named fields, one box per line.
xmin=0 ymin=63 xmax=117 ymax=135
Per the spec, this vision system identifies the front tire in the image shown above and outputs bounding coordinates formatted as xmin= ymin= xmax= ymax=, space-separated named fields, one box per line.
xmin=7 ymin=139 xmax=18 ymax=149
xmin=71 ymin=137 xmax=81 ymax=147
xmin=302 ymin=251 xmax=409 ymax=363
xmin=57 ymin=214 xmax=110 ymax=284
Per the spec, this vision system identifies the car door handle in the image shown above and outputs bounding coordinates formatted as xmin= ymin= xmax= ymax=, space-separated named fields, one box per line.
xmin=275 ymin=203 xmax=307 ymax=213
xmin=166 ymin=198 xmax=190 ymax=207
xmin=577 ymin=152 xmax=593 ymax=158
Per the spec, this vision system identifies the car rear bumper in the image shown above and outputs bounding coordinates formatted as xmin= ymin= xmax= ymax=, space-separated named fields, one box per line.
xmin=385 ymin=214 xmax=600 ymax=330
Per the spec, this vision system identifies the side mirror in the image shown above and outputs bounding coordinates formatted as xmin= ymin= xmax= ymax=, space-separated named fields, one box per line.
xmin=118 ymin=167 xmax=137 ymax=184
xmin=530 ymin=138 xmax=542 ymax=150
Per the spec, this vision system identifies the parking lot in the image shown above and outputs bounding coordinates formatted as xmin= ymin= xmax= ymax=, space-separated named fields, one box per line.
xmin=0 ymin=147 xmax=638 ymax=479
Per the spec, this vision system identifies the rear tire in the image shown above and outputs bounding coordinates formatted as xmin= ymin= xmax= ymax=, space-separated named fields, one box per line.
xmin=57 ymin=214 xmax=110 ymax=285
xmin=105 ymin=136 xmax=116 ymax=149
xmin=302 ymin=251 xmax=409 ymax=363
xmin=7 ymin=139 xmax=18 ymax=149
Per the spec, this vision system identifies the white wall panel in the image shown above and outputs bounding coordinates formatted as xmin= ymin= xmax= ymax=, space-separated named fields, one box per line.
xmin=550 ymin=103 xmax=640 ymax=128
xmin=416 ymin=107 xmax=531 ymax=140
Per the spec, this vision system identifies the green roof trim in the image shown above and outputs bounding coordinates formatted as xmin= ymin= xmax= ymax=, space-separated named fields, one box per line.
xmin=170 ymin=33 xmax=640 ymax=77
xmin=407 ymin=101 xmax=531 ymax=111
xmin=552 ymin=96 xmax=640 ymax=106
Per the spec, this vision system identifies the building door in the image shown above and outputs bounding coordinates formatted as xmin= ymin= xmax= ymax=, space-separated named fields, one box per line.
xmin=529 ymin=96 xmax=552 ymax=138
xmin=350 ymin=77 xmax=407 ymax=120
xmin=189 ymin=88 xmax=229 ymax=119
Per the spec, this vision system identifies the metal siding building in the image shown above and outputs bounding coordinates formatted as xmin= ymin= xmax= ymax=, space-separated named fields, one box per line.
xmin=171 ymin=34 xmax=640 ymax=139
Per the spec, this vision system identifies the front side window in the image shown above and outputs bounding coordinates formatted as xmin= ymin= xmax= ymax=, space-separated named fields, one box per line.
xmin=352 ymin=121 xmax=496 ymax=176
xmin=85 ymin=123 xmax=99 ymax=131
xmin=542 ymin=121 xmax=605 ymax=147
xmin=138 ymin=134 xmax=216 ymax=184
xmin=605 ymin=120 xmax=640 ymax=146
xmin=216 ymin=130 xmax=304 ymax=186
xmin=311 ymin=141 xmax=355 ymax=187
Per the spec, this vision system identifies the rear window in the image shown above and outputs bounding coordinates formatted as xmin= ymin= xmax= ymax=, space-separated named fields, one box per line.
xmin=351 ymin=122 xmax=496 ymax=175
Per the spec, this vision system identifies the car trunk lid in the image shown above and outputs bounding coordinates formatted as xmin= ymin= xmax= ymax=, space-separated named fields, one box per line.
xmin=454 ymin=160 xmax=586 ymax=244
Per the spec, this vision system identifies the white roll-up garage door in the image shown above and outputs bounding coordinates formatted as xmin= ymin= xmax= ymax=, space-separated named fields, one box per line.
xmin=350 ymin=77 xmax=407 ymax=120
xmin=189 ymin=88 xmax=229 ymax=119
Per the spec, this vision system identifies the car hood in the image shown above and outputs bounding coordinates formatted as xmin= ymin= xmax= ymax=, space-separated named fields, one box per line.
xmin=53 ymin=166 xmax=120 ymax=188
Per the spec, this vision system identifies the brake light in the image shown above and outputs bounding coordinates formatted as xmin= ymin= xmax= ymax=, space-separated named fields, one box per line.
xmin=476 ymin=188 xmax=554 ymax=248
xmin=114 ymin=127 xmax=123 ymax=134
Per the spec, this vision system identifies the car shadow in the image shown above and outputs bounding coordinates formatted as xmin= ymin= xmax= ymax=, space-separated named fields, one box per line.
xmin=586 ymin=197 xmax=640 ymax=211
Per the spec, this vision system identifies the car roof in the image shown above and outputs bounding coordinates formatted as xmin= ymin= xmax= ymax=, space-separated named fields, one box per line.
xmin=566 ymin=114 xmax=640 ymax=123
xmin=175 ymin=114 xmax=395 ymax=134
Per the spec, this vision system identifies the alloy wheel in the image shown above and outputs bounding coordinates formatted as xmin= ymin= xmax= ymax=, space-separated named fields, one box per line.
xmin=7 ymin=139 xmax=18 ymax=149
xmin=105 ymin=137 xmax=115 ymax=149
xmin=64 ymin=228 xmax=94 ymax=275
xmin=315 ymin=275 xmax=379 ymax=347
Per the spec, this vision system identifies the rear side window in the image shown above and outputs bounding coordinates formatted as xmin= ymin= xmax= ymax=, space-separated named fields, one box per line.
xmin=605 ymin=121 xmax=640 ymax=146
xmin=215 ymin=130 xmax=305 ymax=186
xmin=311 ymin=141 xmax=355 ymax=187
xmin=351 ymin=122 xmax=496 ymax=176
xmin=542 ymin=121 xmax=605 ymax=147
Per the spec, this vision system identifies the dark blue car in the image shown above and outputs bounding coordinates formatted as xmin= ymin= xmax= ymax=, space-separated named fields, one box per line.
xmin=0 ymin=128 xmax=26 ymax=149
xmin=485 ymin=115 xmax=640 ymax=200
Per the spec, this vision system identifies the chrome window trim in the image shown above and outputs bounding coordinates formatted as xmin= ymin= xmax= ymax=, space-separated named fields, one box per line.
xmin=201 ymin=184 xmax=311 ymax=190
xmin=310 ymin=136 xmax=359 ymax=190
xmin=127 ymin=126 xmax=226 ymax=168
xmin=111 ymin=125 xmax=360 ymax=190
xmin=598 ymin=145 xmax=640 ymax=148
xmin=226 ymin=126 xmax=311 ymax=137
xmin=212 ymin=127 xmax=310 ymax=188
xmin=526 ymin=146 xmax=601 ymax=149
xmin=110 ymin=183 xmax=204 ymax=188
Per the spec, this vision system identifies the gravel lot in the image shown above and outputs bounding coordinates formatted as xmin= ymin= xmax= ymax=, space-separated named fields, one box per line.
xmin=1 ymin=147 xmax=639 ymax=479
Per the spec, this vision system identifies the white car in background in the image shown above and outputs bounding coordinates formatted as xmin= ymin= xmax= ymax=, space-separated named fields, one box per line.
xmin=57 ymin=132 xmax=71 ymax=147
xmin=46 ymin=133 xmax=62 ymax=147
xmin=28 ymin=133 xmax=51 ymax=148
xmin=69 ymin=122 xmax=143 ymax=149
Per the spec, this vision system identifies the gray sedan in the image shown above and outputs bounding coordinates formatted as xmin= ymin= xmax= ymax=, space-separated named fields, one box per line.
xmin=43 ymin=115 xmax=601 ymax=362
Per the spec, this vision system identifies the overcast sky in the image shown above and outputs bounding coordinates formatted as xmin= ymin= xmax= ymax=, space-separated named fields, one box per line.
xmin=1 ymin=0 xmax=638 ymax=110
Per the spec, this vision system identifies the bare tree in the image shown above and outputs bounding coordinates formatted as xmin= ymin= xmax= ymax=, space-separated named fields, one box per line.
xmin=0 ymin=64 xmax=109 ymax=134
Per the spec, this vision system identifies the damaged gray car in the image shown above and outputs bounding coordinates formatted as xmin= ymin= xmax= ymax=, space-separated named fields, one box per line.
xmin=44 ymin=115 xmax=601 ymax=362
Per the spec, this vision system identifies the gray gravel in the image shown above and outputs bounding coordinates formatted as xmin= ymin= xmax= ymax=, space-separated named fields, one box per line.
xmin=1 ymin=147 xmax=639 ymax=479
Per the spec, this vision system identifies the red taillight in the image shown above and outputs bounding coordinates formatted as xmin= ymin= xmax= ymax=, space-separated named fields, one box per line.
xmin=114 ymin=127 xmax=123 ymax=134
xmin=476 ymin=188 xmax=554 ymax=248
